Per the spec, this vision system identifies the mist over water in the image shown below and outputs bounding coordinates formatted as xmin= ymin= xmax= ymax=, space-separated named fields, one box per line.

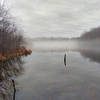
xmin=27 ymin=38 xmax=100 ymax=53
xmin=14 ymin=39 xmax=100 ymax=100
xmin=27 ymin=39 xmax=78 ymax=52
xmin=27 ymin=38 xmax=100 ymax=64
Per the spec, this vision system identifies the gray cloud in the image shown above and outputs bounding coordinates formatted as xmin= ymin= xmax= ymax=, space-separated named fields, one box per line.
xmin=9 ymin=0 xmax=100 ymax=38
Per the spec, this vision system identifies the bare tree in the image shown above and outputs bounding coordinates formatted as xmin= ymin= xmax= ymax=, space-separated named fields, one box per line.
xmin=0 ymin=4 xmax=32 ymax=100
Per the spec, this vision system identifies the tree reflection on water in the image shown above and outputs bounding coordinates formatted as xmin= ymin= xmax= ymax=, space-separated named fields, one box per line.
xmin=80 ymin=50 xmax=100 ymax=64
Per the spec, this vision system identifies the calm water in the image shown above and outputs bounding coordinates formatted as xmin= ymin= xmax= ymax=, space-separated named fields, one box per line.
xmin=15 ymin=51 xmax=100 ymax=100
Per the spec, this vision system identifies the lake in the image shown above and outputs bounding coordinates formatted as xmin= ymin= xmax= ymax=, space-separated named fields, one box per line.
xmin=15 ymin=48 xmax=100 ymax=100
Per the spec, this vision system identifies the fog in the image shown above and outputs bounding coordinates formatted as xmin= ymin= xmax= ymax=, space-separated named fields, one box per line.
xmin=31 ymin=40 xmax=78 ymax=51
xmin=26 ymin=38 xmax=100 ymax=64
xmin=26 ymin=38 xmax=100 ymax=52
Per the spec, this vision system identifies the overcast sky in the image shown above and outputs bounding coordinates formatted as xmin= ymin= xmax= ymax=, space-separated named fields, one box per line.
xmin=7 ymin=0 xmax=100 ymax=38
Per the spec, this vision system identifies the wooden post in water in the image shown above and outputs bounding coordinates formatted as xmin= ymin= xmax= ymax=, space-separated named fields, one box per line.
xmin=64 ymin=53 xmax=66 ymax=66
xmin=12 ymin=80 xmax=16 ymax=100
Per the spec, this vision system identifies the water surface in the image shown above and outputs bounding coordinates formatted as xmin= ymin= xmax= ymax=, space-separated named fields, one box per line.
xmin=16 ymin=50 xmax=100 ymax=100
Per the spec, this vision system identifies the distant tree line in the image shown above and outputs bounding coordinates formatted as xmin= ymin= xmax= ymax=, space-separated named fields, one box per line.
xmin=80 ymin=27 xmax=100 ymax=40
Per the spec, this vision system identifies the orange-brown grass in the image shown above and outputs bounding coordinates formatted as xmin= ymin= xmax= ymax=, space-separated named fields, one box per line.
xmin=0 ymin=47 xmax=32 ymax=61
